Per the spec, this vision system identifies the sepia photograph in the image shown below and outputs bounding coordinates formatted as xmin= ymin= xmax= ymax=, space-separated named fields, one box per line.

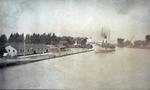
xmin=0 ymin=0 xmax=150 ymax=89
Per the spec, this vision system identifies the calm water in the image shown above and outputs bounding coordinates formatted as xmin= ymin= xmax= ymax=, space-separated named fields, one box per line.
xmin=0 ymin=48 xmax=150 ymax=89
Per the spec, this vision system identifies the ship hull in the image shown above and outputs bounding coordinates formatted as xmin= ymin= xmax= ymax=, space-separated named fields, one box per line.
xmin=94 ymin=44 xmax=115 ymax=53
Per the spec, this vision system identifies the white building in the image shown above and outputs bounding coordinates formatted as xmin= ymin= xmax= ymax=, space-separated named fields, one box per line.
xmin=5 ymin=45 xmax=17 ymax=57
xmin=4 ymin=43 xmax=59 ymax=56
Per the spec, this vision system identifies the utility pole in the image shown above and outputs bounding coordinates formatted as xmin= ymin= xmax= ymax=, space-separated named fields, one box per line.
xmin=24 ymin=34 xmax=26 ymax=56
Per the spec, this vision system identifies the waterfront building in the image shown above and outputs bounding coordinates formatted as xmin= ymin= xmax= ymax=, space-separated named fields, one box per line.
xmin=117 ymin=38 xmax=125 ymax=47
xmin=57 ymin=44 xmax=68 ymax=51
xmin=5 ymin=43 xmax=59 ymax=56
xmin=5 ymin=45 xmax=17 ymax=57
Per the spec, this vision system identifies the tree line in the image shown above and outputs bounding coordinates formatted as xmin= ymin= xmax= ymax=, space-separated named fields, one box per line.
xmin=0 ymin=33 xmax=59 ymax=57
xmin=0 ymin=33 xmax=88 ymax=57
xmin=133 ymin=34 xmax=150 ymax=47
xmin=7 ymin=33 xmax=87 ymax=45
xmin=0 ymin=34 xmax=7 ymax=57
xmin=117 ymin=34 xmax=150 ymax=47
xmin=8 ymin=33 xmax=59 ymax=45
xmin=0 ymin=33 xmax=88 ymax=46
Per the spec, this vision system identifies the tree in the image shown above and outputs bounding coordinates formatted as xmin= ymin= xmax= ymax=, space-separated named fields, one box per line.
xmin=51 ymin=33 xmax=57 ymax=45
xmin=31 ymin=33 xmax=36 ymax=44
xmin=8 ymin=33 xmax=15 ymax=43
xmin=25 ymin=34 xmax=31 ymax=43
xmin=45 ymin=33 xmax=51 ymax=44
xmin=30 ymin=33 xmax=41 ymax=44
xmin=36 ymin=34 xmax=40 ymax=43
xmin=0 ymin=34 xmax=7 ymax=57
xmin=0 ymin=34 xmax=7 ymax=46
xmin=19 ymin=34 xmax=24 ymax=42
xmin=40 ymin=33 xmax=46 ymax=44
xmin=8 ymin=33 xmax=24 ymax=43
xmin=64 ymin=36 xmax=75 ymax=45
xmin=145 ymin=35 xmax=150 ymax=42
xmin=16 ymin=33 xmax=24 ymax=42
xmin=14 ymin=33 xmax=19 ymax=42
xmin=81 ymin=38 xmax=87 ymax=45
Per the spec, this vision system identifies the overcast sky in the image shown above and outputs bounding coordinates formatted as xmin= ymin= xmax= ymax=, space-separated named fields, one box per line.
xmin=0 ymin=0 xmax=150 ymax=42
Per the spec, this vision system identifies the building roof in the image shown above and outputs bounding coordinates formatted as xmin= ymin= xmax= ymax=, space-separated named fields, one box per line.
xmin=8 ymin=43 xmax=55 ymax=50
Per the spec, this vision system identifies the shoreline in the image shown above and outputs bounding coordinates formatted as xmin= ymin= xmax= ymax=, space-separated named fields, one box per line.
xmin=0 ymin=48 xmax=94 ymax=68
xmin=117 ymin=46 xmax=150 ymax=50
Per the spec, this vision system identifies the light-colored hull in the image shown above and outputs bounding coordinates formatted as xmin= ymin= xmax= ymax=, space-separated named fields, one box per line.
xmin=94 ymin=44 xmax=115 ymax=53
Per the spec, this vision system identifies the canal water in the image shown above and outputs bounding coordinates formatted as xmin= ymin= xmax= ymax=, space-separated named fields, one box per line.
xmin=0 ymin=48 xmax=150 ymax=89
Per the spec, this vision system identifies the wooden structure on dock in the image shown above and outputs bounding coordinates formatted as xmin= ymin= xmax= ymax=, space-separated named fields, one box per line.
xmin=5 ymin=43 xmax=59 ymax=56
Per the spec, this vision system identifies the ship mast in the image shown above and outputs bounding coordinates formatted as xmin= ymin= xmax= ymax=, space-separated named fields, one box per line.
xmin=100 ymin=26 xmax=112 ymax=43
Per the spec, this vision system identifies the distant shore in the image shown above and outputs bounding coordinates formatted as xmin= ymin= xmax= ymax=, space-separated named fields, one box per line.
xmin=116 ymin=46 xmax=150 ymax=51
xmin=133 ymin=47 xmax=150 ymax=49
